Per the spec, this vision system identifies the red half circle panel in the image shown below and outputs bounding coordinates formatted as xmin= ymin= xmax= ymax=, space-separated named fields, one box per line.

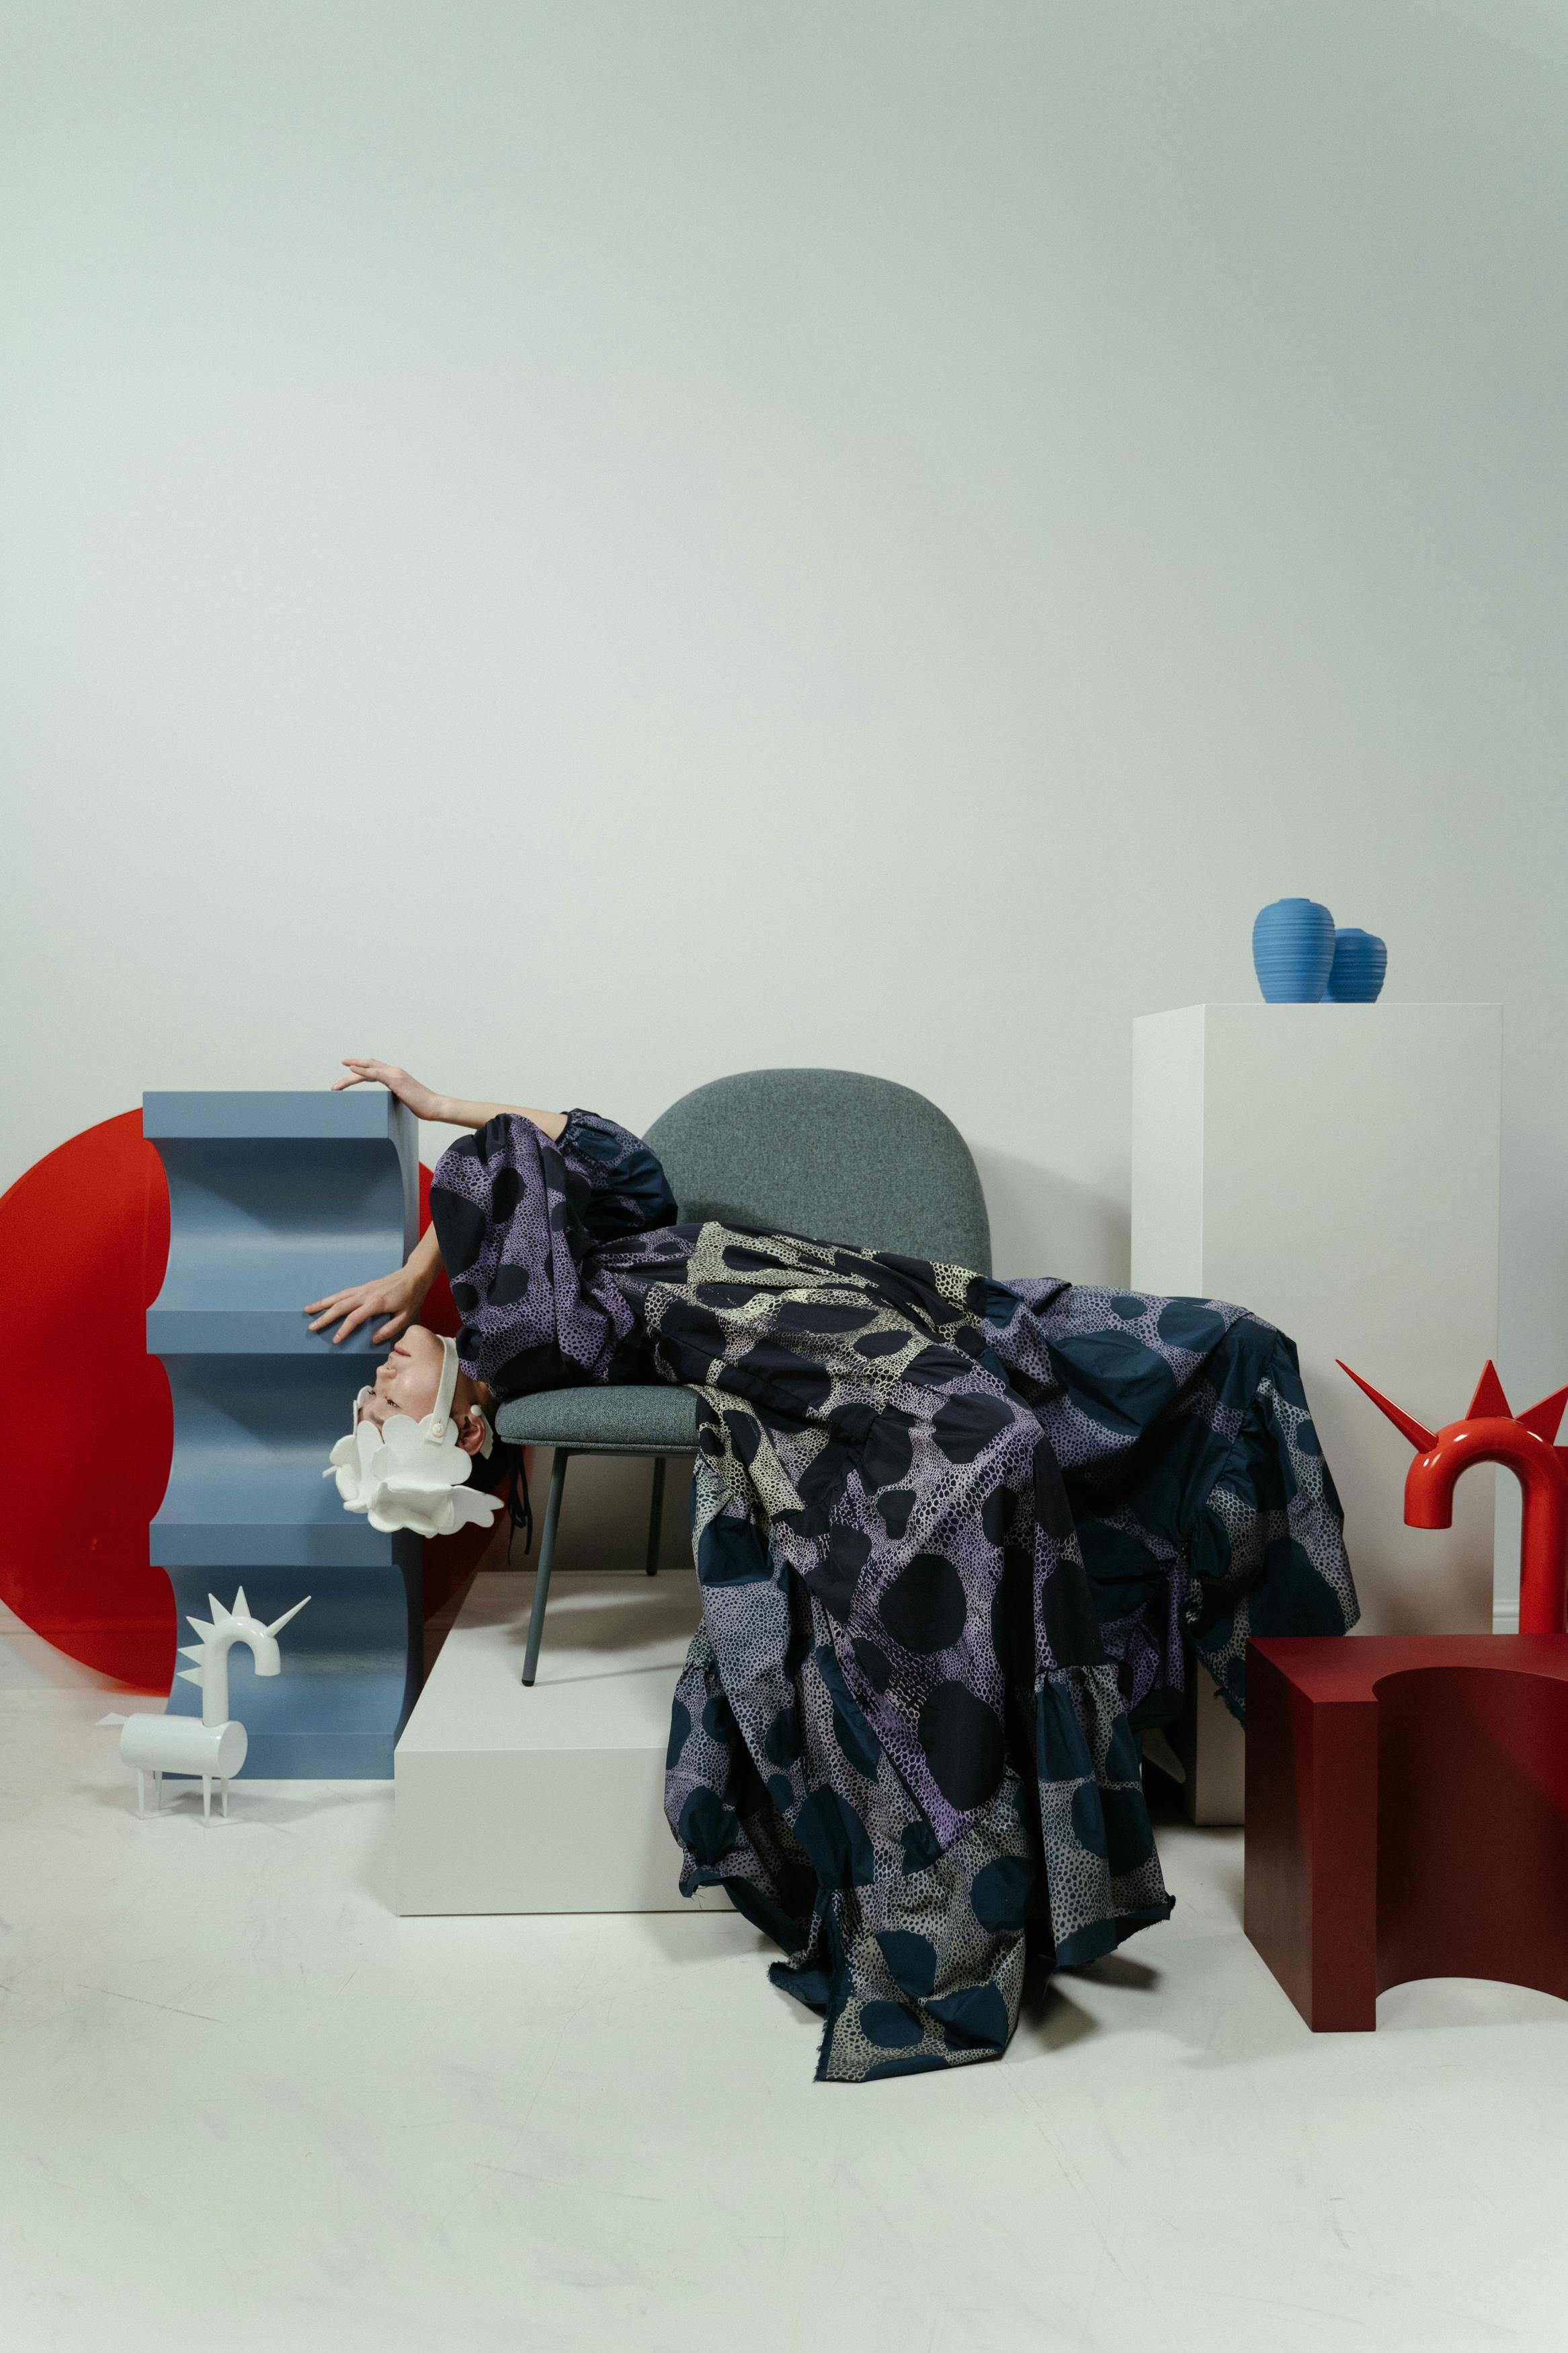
xmin=0 ymin=1111 xmax=175 ymax=1689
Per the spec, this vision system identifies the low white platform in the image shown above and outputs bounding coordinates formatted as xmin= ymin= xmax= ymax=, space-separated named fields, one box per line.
xmin=395 ymin=1569 xmax=727 ymax=1915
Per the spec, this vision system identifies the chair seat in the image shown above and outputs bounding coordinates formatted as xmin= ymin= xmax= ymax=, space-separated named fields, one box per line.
xmin=494 ymin=1381 xmax=701 ymax=1453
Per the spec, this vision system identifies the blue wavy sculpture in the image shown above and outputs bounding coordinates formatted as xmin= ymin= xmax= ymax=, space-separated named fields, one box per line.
xmin=145 ymin=1090 xmax=420 ymax=1776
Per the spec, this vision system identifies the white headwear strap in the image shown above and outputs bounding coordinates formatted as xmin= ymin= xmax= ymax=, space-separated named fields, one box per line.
xmin=428 ymin=1334 xmax=459 ymax=1443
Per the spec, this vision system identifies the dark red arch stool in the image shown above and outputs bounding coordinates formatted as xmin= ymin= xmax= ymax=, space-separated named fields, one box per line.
xmin=1245 ymin=1636 xmax=1568 ymax=2030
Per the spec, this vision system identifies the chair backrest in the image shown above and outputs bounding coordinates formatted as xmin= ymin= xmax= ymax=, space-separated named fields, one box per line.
xmin=644 ymin=1068 xmax=991 ymax=1274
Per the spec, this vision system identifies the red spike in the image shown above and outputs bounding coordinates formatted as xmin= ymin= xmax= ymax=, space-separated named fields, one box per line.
xmin=1337 ymin=1362 xmax=1437 ymax=1453
xmin=1465 ymin=1360 xmax=1512 ymax=1421
xmin=1518 ymin=1384 xmax=1568 ymax=1444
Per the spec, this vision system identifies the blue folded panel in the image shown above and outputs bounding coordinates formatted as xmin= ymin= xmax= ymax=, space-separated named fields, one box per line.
xmin=145 ymin=1090 xmax=422 ymax=1776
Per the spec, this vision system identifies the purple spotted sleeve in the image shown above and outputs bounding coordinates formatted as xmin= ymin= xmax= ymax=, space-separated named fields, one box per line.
xmin=428 ymin=1113 xmax=648 ymax=1393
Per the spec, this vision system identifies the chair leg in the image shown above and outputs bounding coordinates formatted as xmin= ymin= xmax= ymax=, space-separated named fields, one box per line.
xmin=645 ymin=1455 xmax=667 ymax=1577
xmin=522 ymin=1449 xmax=571 ymax=1686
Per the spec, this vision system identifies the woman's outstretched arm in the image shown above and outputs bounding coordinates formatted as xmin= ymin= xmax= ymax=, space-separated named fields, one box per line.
xmin=307 ymin=1059 xmax=566 ymax=1341
xmin=333 ymin=1058 xmax=568 ymax=1141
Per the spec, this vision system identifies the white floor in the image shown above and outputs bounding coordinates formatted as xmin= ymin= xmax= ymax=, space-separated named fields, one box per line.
xmin=3 ymin=1679 xmax=1566 ymax=2352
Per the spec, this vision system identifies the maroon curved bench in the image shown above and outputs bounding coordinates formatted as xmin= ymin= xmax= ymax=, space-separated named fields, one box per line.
xmin=1245 ymin=1634 xmax=1568 ymax=2030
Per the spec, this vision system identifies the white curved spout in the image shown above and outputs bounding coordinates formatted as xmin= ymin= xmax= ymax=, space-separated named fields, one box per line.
xmin=177 ymin=1589 xmax=311 ymax=1726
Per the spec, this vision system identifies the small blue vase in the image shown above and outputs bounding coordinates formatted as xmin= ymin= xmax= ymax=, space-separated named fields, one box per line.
xmin=1252 ymin=898 xmax=1335 ymax=1003
xmin=1325 ymin=927 xmax=1387 ymax=1003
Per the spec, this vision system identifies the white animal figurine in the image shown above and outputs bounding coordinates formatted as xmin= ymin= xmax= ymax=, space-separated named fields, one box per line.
xmin=104 ymin=1588 xmax=310 ymax=1821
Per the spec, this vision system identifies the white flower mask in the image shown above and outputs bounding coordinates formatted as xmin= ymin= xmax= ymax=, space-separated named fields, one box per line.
xmin=325 ymin=1334 xmax=503 ymax=1540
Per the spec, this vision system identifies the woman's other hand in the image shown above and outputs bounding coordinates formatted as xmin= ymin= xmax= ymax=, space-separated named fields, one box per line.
xmin=334 ymin=1060 xmax=448 ymax=1122
xmin=306 ymin=1266 xmax=424 ymax=1345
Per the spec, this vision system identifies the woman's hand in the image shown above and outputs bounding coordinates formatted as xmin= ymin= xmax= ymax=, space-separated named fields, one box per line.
xmin=305 ymin=1214 xmax=444 ymax=1346
xmin=334 ymin=1060 xmax=448 ymax=1123
xmin=306 ymin=1222 xmax=444 ymax=1344
xmin=306 ymin=1265 xmax=425 ymax=1345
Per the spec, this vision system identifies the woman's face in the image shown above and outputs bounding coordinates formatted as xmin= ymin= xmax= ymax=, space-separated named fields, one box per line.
xmin=360 ymin=1325 xmax=445 ymax=1429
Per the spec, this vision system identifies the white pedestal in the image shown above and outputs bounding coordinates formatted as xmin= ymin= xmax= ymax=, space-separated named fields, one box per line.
xmin=1133 ymin=1002 xmax=1501 ymax=1632
xmin=1132 ymin=1004 xmax=1501 ymax=1817
xmin=395 ymin=1570 xmax=727 ymax=1915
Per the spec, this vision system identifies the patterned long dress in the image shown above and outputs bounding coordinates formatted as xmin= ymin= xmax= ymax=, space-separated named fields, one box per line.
xmin=429 ymin=1110 xmax=1356 ymax=2083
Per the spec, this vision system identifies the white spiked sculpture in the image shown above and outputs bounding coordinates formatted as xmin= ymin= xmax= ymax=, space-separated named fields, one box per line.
xmin=105 ymin=1588 xmax=310 ymax=1820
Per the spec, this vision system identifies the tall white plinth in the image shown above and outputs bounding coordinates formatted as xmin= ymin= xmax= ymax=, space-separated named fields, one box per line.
xmin=395 ymin=1570 xmax=725 ymax=1915
xmin=1132 ymin=1004 xmax=1502 ymax=1638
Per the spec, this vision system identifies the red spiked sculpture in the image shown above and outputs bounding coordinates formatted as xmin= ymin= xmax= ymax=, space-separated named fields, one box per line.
xmin=1337 ymin=1359 xmax=1568 ymax=1633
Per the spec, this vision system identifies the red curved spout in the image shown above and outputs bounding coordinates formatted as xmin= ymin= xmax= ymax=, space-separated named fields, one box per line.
xmin=1405 ymin=1418 xmax=1568 ymax=1635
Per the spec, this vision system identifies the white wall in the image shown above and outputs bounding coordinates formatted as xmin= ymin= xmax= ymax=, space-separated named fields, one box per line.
xmin=4 ymin=1 xmax=1567 ymax=1593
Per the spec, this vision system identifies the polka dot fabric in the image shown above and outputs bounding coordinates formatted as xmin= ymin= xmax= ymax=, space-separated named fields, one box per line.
xmin=427 ymin=1109 xmax=688 ymax=1396
xmin=433 ymin=1112 xmax=1357 ymax=2081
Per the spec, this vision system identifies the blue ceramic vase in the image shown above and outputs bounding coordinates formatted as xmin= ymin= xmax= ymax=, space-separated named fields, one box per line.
xmin=1252 ymin=898 xmax=1336 ymax=1003
xmin=1325 ymin=927 xmax=1387 ymax=1002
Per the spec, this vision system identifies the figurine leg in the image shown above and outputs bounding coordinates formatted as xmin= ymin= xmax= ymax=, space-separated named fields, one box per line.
xmin=202 ymin=1774 xmax=212 ymax=1821
xmin=135 ymin=1768 xmax=147 ymax=1817
xmin=220 ymin=1778 xmax=230 ymax=1820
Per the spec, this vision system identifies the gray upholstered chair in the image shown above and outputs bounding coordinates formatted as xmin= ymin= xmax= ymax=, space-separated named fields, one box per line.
xmin=494 ymin=1068 xmax=991 ymax=1681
